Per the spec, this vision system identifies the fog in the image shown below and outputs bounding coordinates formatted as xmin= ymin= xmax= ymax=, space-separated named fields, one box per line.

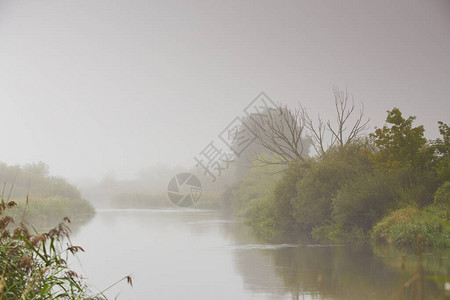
xmin=0 ymin=0 xmax=449 ymax=182
xmin=2 ymin=1 xmax=450 ymax=299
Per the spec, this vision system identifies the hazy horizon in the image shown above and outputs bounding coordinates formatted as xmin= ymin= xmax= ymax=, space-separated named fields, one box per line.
xmin=1 ymin=0 xmax=449 ymax=182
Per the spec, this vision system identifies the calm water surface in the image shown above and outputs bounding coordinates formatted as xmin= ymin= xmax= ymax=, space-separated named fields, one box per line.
xmin=71 ymin=209 xmax=450 ymax=300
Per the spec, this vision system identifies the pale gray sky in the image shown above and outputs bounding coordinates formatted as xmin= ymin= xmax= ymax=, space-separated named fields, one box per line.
xmin=0 ymin=0 xmax=449 ymax=181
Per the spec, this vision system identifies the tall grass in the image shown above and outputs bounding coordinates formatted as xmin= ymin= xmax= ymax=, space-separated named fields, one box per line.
xmin=0 ymin=198 xmax=131 ymax=299
xmin=6 ymin=196 xmax=95 ymax=230
xmin=372 ymin=206 xmax=450 ymax=250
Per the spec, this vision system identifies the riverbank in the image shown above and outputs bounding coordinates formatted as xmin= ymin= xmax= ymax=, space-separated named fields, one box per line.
xmin=221 ymin=110 xmax=450 ymax=251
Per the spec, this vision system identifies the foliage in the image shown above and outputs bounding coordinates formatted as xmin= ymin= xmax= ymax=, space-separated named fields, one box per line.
xmin=432 ymin=121 xmax=450 ymax=182
xmin=0 ymin=200 xmax=93 ymax=299
xmin=333 ymin=171 xmax=396 ymax=233
xmin=434 ymin=181 xmax=450 ymax=208
xmin=0 ymin=197 xmax=133 ymax=299
xmin=220 ymin=161 xmax=284 ymax=239
xmin=228 ymin=162 xmax=283 ymax=216
xmin=291 ymin=142 xmax=372 ymax=233
xmin=0 ymin=162 xmax=82 ymax=201
xmin=370 ymin=108 xmax=433 ymax=171
xmin=229 ymin=104 xmax=450 ymax=249
xmin=7 ymin=197 xmax=94 ymax=229
xmin=269 ymin=161 xmax=307 ymax=235
xmin=388 ymin=166 xmax=437 ymax=207
xmin=244 ymin=193 xmax=276 ymax=234
xmin=0 ymin=162 xmax=94 ymax=228
xmin=371 ymin=206 xmax=450 ymax=250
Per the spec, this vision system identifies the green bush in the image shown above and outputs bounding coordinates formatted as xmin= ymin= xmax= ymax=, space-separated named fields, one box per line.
xmin=244 ymin=194 xmax=276 ymax=233
xmin=230 ymin=164 xmax=282 ymax=216
xmin=292 ymin=143 xmax=372 ymax=232
xmin=434 ymin=181 xmax=450 ymax=208
xmin=333 ymin=171 xmax=396 ymax=233
xmin=269 ymin=161 xmax=306 ymax=235
xmin=372 ymin=206 xmax=450 ymax=250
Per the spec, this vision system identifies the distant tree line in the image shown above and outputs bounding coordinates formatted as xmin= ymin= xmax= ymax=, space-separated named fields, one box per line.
xmin=0 ymin=162 xmax=94 ymax=226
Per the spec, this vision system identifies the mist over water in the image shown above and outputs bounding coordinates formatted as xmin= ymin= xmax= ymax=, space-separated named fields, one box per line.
xmin=1 ymin=1 xmax=449 ymax=299
xmin=71 ymin=209 xmax=450 ymax=300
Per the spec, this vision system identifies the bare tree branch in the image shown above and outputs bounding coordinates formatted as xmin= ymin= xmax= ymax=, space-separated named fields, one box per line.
xmin=247 ymin=106 xmax=309 ymax=166
xmin=327 ymin=87 xmax=370 ymax=149
xmin=301 ymin=106 xmax=331 ymax=156
xmin=245 ymin=88 xmax=369 ymax=164
xmin=300 ymin=88 xmax=370 ymax=157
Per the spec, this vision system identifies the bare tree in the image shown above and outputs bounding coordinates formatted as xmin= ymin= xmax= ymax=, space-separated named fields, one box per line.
xmin=301 ymin=108 xmax=329 ymax=156
xmin=247 ymin=106 xmax=310 ymax=166
xmin=328 ymin=88 xmax=370 ymax=148
xmin=302 ymin=88 xmax=370 ymax=156
xmin=246 ymin=88 xmax=369 ymax=165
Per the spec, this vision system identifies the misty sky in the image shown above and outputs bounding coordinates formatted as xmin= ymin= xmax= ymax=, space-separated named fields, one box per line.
xmin=0 ymin=0 xmax=449 ymax=182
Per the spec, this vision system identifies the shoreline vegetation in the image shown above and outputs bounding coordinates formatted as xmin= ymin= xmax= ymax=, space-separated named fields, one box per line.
xmin=0 ymin=162 xmax=95 ymax=229
xmin=217 ymin=93 xmax=449 ymax=251
xmin=0 ymin=163 xmax=133 ymax=299
xmin=99 ymin=93 xmax=449 ymax=252
xmin=99 ymin=99 xmax=449 ymax=252
xmin=7 ymin=196 xmax=95 ymax=230
xmin=0 ymin=199 xmax=132 ymax=299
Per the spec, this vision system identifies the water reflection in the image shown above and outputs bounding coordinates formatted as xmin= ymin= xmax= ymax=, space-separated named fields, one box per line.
xmin=225 ymin=221 xmax=450 ymax=299
xmin=71 ymin=209 xmax=450 ymax=300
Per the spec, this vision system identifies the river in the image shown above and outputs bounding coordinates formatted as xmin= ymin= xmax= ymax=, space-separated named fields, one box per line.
xmin=71 ymin=209 xmax=450 ymax=300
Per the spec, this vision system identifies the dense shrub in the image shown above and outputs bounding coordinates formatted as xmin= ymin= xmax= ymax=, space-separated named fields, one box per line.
xmin=333 ymin=171 xmax=396 ymax=233
xmin=292 ymin=143 xmax=372 ymax=233
xmin=434 ymin=181 xmax=450 ymax=208
xmin=244 ymin=193 xmax=276 ymax=233
xmin=372 ymin=206 xmax=450 ymax=250
xmin=229 ymin=164 xmax=282 ymax=216
xmin=269 ymin=161 xmax=306 ymax=235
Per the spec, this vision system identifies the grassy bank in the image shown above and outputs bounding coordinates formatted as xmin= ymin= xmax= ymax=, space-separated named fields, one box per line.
xmin=372 ymin=206 xmax=450 ymax=250
xmin=372 ymin=181 xmax=450 ymax=250
xmin=0 ymin=162 xmax=95 ymax=229
xmin=6 ymin=196 xmax=95 ymax=229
